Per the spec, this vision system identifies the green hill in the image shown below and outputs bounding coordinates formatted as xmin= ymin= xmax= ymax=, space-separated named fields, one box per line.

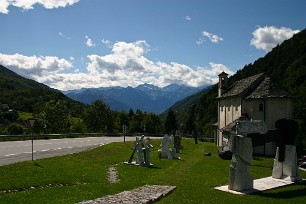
xmin=164 ymin=28 xmax=306 ymax=149
xmin=0 ymin=64 xmax=84 ymax=116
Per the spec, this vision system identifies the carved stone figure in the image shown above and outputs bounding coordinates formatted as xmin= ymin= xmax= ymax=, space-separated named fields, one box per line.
xmin=272 ymin=119 xmax=300 ymax=182
xmin=228 ymin=135 xmax=253 ymax=191
xmin=158 ymin=134 xmax=173 ymax=159
xmin=143 ymin=137 xmax=153 ymax=166
xmin=272 ymin=145 xmax=300 ymax=181
xmin=158 ymin=134 xmax=180 ymax=159
xmin=228 ymin=120 xmax=267 ymax=192
xmin=169 ymin=135 xmax=180 ymax=159
xmin=135 ymin=136 xmax=144 ymax=165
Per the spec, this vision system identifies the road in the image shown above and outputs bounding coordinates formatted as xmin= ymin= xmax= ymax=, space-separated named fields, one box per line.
xmin=0 ymin=136 xmax=139 ymax=166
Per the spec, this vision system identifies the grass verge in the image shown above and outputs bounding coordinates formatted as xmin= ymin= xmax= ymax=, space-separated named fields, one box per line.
xmin=0 ymin=138 xmax=305 ymax=204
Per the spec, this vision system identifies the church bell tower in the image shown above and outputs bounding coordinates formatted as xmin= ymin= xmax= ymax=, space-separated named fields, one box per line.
xmin=218 ymin=71 xmax=228 ymax=97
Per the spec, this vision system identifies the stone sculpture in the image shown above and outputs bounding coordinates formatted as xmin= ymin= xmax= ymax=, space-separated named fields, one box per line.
xmin=135 ymin=136 xmax=144 ymax=165
xmin=143 ymin=137 xmax=153 ymax=166
xmin=228 ymin=135 xmax=253 ymax=191
xmin=158 ymin=134 xmax=180 ymax=159
xmin=272 ymin=119 xmax=300 ymax=182
xmin=228 ymin=119 xmax=267 ymax=192
xmin=169 ymin=135 xmax=180 ymax=159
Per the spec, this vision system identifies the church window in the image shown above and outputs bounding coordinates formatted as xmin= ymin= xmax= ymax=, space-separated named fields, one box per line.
xmin=259 ymin=103 xmax=264 ymax=112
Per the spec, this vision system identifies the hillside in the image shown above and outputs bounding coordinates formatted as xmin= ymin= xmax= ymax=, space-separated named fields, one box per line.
xmin=165 ymin=28 xmax=306 ymax=148
xmin=0 ymin=65 xmax=84 ymax=115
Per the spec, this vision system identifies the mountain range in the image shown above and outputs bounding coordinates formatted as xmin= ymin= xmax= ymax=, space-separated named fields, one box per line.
xmin=64 ymin=84 xmax=206 ymax=114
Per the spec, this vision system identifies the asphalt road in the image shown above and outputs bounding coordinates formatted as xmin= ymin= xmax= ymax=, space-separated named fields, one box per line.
xmin=0 ymin=136 xmax=139 ymax=166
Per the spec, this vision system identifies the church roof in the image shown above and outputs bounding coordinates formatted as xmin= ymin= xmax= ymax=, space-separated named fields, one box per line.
xmin=218 ymin=71 xmax=228 ymax=76
xmin=245 ymin=77 xmax=293 ymax=99
xmin=220 ymin=119 xmax=239 ymax=133
xmin=219 ymin=73 xmax=292 ymax=100
xmin=219 ymin=73 xmax=264 ymax=98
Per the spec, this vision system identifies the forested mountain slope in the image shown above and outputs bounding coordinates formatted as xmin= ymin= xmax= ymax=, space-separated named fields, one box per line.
xmin=0 ymin=65 xmax=84 ymax=115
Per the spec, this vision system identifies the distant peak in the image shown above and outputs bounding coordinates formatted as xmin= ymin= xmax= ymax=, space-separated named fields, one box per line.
xmin=136 ymin=83 xmax=160 ymax=91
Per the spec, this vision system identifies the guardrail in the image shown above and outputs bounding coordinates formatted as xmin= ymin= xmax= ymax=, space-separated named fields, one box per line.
xmin=0 ymin=133 xmax=107 ymax=140
xmin=0 ymin=133 xmax=163 ymax=140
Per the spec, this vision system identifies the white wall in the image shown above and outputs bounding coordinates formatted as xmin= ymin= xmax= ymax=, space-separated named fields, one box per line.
xmin=243 ymin=98 xmax=292 ymax=155
xmin=218 ymin=97 xmax=241 ymax=146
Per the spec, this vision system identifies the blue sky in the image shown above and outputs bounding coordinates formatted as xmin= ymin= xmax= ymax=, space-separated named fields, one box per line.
xmin=0 ymin=0 xmax=305 ymax=90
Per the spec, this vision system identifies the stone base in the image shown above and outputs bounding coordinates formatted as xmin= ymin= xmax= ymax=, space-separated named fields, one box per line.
xmin=215 ymin=176 xmax=296 ymax=195
xmin=124 ymin=161 xmax=153 ymax=167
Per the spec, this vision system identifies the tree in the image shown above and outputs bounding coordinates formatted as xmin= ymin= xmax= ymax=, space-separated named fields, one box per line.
xmin=127 ymin=109 xmax=135 ymax=119
xmin=5 ymin=123 xmax=23 ymax=135
xmin=39 ymin=100 xmax=71 ymax=133
xmin=129 ymin=109 xmax=144 ymax=133
xmin=83 ymin=100 xmax=113 ymax=133
xmin=70 ymin=119 xmax=86 ymax=133
xmin=142 ymin=113 xmax=163 ymax=134
xmin=186 ymin=104 xmax=196 ymax=134
xmin=164 ymin=109 xmax=177 ymax=134
xmin=113 ymin=111 xmax=130 ymax=133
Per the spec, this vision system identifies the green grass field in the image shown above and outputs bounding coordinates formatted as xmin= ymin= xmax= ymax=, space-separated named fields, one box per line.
xmin=0 ymin=138 xmax=305 ymax=204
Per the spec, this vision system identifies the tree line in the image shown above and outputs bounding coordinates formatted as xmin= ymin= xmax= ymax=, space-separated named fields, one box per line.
xmin=0 ymin=99 xmax=183 ymax=136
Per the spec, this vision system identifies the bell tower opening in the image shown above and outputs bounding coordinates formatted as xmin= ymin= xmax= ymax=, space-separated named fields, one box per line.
xmin=218 ymin=71 xmax=228 ymax=97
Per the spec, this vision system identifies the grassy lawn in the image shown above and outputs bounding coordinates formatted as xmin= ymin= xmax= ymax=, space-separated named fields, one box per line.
xmin=0 ymin=138 xmax=305 ymax=204
xmin=18 ymin=112 xmax=33 ymax=121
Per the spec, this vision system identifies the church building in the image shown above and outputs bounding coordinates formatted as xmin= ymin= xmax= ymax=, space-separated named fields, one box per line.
xmin=217 ymin=72 xmax=293 ymax=155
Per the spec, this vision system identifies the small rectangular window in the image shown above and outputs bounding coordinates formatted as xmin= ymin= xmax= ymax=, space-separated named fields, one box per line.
xmin=259 ymin=103 xmax=264 ymax=112
xmin=228 ymin=106 xmax=230 ymax=111
xmin=235 ymin=106 xmax=238 ymax=111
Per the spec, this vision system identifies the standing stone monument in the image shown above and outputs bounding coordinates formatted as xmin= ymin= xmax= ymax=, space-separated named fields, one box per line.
xmin=272 ymin=119 xmax=300 ymax=182
xmin=126 ymin=135 xmax=146 ymax=166
xmin=228 ymin=119 xmax=267 ymax=192
xmin=143 ymin=137 xmax=153 ymax=166
xmin=169 ymin=135 xmax=180 ymax=159
xmin=158 ymin=134 xmax=172 ymax=159
xmin=158 ymin=135 xmax=180 ymax=159
xmin=135 ymin=136 xmax=145 ymax=165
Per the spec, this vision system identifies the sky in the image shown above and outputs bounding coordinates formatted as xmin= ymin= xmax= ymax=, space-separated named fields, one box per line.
xmin=0 ymin=0 xmax=305 ymax=91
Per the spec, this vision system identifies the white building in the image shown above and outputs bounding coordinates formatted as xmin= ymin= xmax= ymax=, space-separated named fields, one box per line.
xmin=217 ymin=72 xmax=293 ymax=155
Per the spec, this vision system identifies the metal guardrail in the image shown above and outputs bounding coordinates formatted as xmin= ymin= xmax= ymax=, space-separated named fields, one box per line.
xmin=0 ymin=133 xmax=164 ymax=140
xmin=0 ymin=133 xmax=107 ymax=139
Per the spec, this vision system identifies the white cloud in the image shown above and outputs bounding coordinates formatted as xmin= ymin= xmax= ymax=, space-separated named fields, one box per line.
xmin=202 ymin=62 xmax=234 ymax=83
xmin=0 ymin=53 xmax=73 ymax=82
xmin=0 ymin=0 xmax=10 ymax=14
xmin=101 ymin=38 xmax=112 ymax=48
xmin=59 ymin=32 xmax=71 ymax=40
xmin=250 ymin=26 xmax=300 ymax=52
xmin=85 ymin=40 xmax=232 ymax=89
xmin=201 ymin=31 xmax=223 ymax=43
xmin=0 ymin=41 xmax=234 ymax=90
xmin=184 ymin=16 xmax=191 ymax=21
xmin=0 ymin=0 xmax=79 ymax=14
xmin=196 ymin=38 xmax=205 ymax=45
xmin=85 ymin=36 xmax=95 ymax=47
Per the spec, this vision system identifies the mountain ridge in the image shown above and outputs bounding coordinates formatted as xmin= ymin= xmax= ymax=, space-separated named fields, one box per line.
xmin=0 ymin=64 xmax=84 ymax=115
xmin=64 ymin=84 xmax=207 ymax=114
